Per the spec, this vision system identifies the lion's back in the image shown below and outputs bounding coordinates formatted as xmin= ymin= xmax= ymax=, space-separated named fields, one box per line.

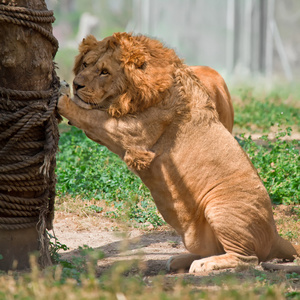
xmin=190 ymin=66 xmax=234 ymax=133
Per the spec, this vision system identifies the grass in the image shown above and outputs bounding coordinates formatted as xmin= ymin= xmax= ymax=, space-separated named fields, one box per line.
xmin=56 ymin=126 xmax=165 ymax=227
xmin=0 ymin=252 xmax=299 ymax=299
xmin=1 ymin=250 xmax=299 ymax=300
xmin=232 ymin=83 xmax=300 ymax=132
xmin=237 ymin=127 xmax=299 ymax=204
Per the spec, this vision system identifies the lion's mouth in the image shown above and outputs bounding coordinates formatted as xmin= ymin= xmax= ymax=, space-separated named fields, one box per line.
xmin=73 ymin=94 xmax=112 ymax=110
xmin=74 ymin=94 xmax=98 ymax=107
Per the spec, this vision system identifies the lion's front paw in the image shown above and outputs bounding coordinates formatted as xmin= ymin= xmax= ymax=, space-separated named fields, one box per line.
xmin=57 ymin=95 xmax=73 ymax=125
xmin=57 ymin=94 xmax=72 ymax=117
xmin=56 ymin=82 xmax=71 ymax=123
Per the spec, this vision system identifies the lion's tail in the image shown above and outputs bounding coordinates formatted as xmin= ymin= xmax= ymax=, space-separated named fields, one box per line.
xmin=268 ymin=236 xmax=300 ymax=261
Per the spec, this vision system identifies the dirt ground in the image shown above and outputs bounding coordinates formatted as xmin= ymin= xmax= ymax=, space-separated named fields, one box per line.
xmin=53 ymin=204 xmax=300 ymax=278
xmin=54 ymin=208 xmax=185 ymax=276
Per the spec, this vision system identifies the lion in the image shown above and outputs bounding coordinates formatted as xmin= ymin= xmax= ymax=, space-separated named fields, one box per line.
xmin=57 ymin=32 xmax=300 ymax=273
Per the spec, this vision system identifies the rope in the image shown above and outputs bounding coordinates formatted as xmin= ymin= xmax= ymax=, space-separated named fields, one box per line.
xmin=0 ymin=86 xmax=54 ymax=99
xmin=0 ymin=1 xmax=60 ymax=241
xmin=0 ymin=5 xmax=55 ymax=17
xmin=0 ymin=80 xmax=60 ymax=230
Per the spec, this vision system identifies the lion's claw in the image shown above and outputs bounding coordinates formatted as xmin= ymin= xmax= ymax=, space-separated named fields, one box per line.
xmin=59 ymin=80 xmax=71 ymax=97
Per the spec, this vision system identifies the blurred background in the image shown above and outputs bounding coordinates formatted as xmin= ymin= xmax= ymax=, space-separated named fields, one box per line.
xmin=46 ymin=0 xmax=300 ymax=86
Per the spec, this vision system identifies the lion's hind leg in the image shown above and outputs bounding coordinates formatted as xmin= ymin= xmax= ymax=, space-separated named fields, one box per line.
xmin=189 ymin=253 xmax=258 ymax=273
xmin=166 ymin=254 xmax=202 ymax=272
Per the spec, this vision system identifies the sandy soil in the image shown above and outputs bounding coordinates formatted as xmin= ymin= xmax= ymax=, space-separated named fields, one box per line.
xmin=53 ymin=204 xmax=300 ymax=277
xmin=53 ymin=209 xmax=186 ymax=276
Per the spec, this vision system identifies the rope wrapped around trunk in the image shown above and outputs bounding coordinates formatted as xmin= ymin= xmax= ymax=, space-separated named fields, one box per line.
xmin=0 ymin=2 xmax=60 ymax=250
xmin=0 ymin=83 xmax=60 ymax=231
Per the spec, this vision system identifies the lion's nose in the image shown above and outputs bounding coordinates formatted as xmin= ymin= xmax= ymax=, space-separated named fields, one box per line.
xmin=73 ymin=81 xmax=85 ymax=91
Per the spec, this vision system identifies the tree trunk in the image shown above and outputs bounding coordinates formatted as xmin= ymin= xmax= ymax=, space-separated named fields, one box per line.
xmin=0 ymin=0 xmax=59 ymax=270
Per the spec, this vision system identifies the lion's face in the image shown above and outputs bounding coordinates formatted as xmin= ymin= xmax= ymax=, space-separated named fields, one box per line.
xmin=72 ymin=33 xmax=182 ymax=117
xmin=72 ymin=35 xmax=124 ymax=111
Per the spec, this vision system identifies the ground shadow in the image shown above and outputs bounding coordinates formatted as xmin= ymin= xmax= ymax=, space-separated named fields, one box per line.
xmin=58 ymin=230 xmax=184 ymax=277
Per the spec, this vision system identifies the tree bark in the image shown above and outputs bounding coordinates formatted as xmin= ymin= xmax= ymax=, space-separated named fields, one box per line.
xmin=0 ymin=1 xmax=55 ymax=90
xmin=0 ymin=0 xmax=59 ymax=270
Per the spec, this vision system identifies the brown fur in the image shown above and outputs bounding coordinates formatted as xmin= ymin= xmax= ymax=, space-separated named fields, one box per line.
xmin=58 ymin=32 xmax=299 ymax=273
xmin=190 ymin=66 xmax=234 ymax=132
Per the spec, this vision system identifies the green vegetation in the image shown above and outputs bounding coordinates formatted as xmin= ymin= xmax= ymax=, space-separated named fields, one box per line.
xmin=57 ymin=126 xmax=165 ymax=227
xmin=237 ymin=127 xmax=299 ymax=204
xmin=0 ymin=253 xmax=299 ymax=300
xmin=232 ymin=83 xmax=300 ymax=132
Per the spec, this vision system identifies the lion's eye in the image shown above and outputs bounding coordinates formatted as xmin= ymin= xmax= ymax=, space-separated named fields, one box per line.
xmin=82 ymin=62 xmax=88 ymax=68
xmin=100 ymin=69 xmax=109 ymax=76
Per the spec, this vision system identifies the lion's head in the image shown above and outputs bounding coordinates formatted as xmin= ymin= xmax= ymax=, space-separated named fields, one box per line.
xmin=72 ymin=32 xmax=182 ymax=117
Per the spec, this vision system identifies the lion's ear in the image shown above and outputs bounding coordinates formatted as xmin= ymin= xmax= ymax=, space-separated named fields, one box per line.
xmin=73 ymin=35 xmax=98 ymax=75
xmin=79 ymin=35 xmax=98 ymax=53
